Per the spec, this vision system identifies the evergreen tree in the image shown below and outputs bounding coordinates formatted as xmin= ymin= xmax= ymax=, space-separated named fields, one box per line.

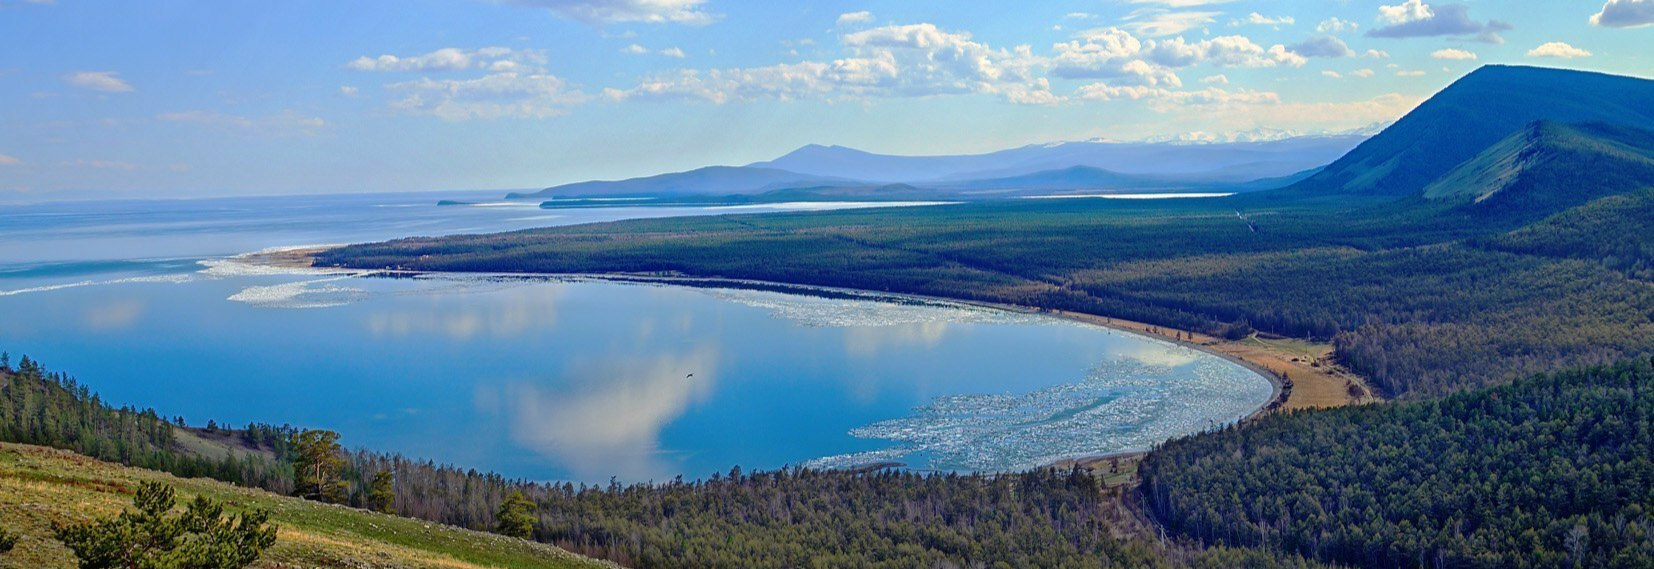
xmin=494 ymin=491 xmax=536 ymax=539
xmin=367 ymin=470 xmax=396 ymax=515
xmin=52 ymin=482 xmax=277 ymax=569
xmin=0 ymin=525 xmax=15 ymax=554
xmin=289 ymin=429 xmax=347 ymax=504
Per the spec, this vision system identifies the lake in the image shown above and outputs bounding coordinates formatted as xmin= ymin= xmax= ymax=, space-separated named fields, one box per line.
xmin=0 ymin=192 xmax=1273 ymax=482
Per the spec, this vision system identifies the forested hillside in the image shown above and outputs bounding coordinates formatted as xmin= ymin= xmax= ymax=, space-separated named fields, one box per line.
xmin=1140 ymin=357 xmax=1654 ymax=569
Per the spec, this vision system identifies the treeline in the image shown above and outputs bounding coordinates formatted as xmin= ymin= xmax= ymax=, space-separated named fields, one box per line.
xmin=318 ymin=191 xmax=1654 ymax=398
xmin=0 ymin=354 xmax=522 ymax=533
xmin=0 ymin=352 xmax=290 ymax=489
xmin=1140 ymin=357 xmax=1654 ymax=569
xmin=522 ymin=466 xmax=1332 ymax=569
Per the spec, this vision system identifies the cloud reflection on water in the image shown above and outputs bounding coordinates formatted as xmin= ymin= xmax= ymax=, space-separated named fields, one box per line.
xmin=478 ymin=346 xmax=721 ymax=482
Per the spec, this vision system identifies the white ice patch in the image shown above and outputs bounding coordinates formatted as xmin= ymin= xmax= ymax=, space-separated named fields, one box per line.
xmin=195 ymin=245 xmax=364 ymax=278
xmin=706 ymin=289 xmax=1044 ymax=328
xmin=804 ymin=356 xmax=1273 ymax=472
xmin=226 ymin=276 xmax=367 ymax=309
xmin=0 ymin=274 xmax=196 ymax=297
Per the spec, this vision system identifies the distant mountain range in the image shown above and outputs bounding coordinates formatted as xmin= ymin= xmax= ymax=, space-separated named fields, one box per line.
xmin=512 ymin=128 xmax=1377 ymax=200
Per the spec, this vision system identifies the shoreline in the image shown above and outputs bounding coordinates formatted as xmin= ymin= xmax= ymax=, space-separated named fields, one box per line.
xmin=297 ymin=247 xmax=1376 ymax=470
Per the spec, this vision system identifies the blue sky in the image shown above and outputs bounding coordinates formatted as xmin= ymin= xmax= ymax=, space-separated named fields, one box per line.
xmin=1 ymin=0 xmax=1649 ymax=199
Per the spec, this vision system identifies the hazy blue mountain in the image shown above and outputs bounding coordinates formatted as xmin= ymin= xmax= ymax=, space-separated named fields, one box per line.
xmin=511 ymin=166 xmax=862 ymax=198
xmin=1291 ymin=65 xmax=1654 ymax=196
xmin=749 ymin=135 xmax=1369 ymax=183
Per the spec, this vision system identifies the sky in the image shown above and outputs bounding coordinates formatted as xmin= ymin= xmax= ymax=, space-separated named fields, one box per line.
xmin=0 ymin=0 xmax=1649 ymax=200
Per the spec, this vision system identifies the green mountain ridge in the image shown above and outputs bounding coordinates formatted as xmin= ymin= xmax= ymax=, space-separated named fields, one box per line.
xmin=1291 ymin=65 xmax=1654 ymax=196
xmin=1425 ymin=120 xmax=1654 ymax=211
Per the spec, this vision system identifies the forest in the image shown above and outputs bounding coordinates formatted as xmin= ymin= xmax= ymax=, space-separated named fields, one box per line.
xmin=1140 ymin=357 xmax=1654 ymax=569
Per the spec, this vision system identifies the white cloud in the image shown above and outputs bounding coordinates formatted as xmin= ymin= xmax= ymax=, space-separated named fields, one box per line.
xmin=0 ymin=154 xmax=20 ymax=166
xmin=64 ymin=71 xmax=133 ymax=93
xmin=836 ymin=11 xmax=873 ymax=26
xmin=659 ymin=46 xmax=687 ymax=58
xmin=1288 ymin=35 xmax=1354 ymax=58
xmin=620 ymin=44 xmax=650 ymax=54
xmin=1123 ymin=9 xmax=1221 ymax=36
xmin=1317 ymin=17 xmax=1359 ymax=34
xmin=156 ymin=110 xmax=327 ymax=135
xmin=610 ymin=23 xmax=1053 ymax=105
xmin=347 ymin=47 xmax=545 ymax=73
xmin=1232 ymin=12 xmax=1294 ymax=27
xmin=1076 ymin=83 xmax=1280 ymax=113
xmin=1396 ymin=70 xmax=1426 ymax=76
xmin=1322 ymin=70 xmax=1343 ymax=79
xmin=1352 ymin=68 xmax=1376 ymax=78
xmin=1363 ymin=49 xmax=1391 ymax=59
xmin=388 ymin=72 xmax=589 ymax=120
xmin=339 ymin=86 xmax=360 ymax=96
xmin=1064 ymin=12 xmax=1095 ymax=20
xmin=1201 ymin=74 xmax=1228 ymax=84
xmin=487 ymin=0 xmax=715 ymax=25
xmin=1378 ymin=0 xmax=1433 ymax=25
xmin=1368 ymin=1 xmax=1512 ymax=42
xmin=1431 ymin=48 xmax=1477 ymax=60
xmin=1527 ymin=41 xmax=1593 ymax=58
xmin=1591 ymin=0 xmax=1654 ymax=27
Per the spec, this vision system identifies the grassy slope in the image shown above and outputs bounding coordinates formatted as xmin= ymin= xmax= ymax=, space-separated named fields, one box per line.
xmin=0 ymin=443 xmax=613 ymax=569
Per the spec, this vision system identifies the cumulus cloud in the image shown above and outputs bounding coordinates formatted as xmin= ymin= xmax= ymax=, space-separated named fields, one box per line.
xmin=1322 ymin=70 xmax=1343 ymax=79
xmin=1368 ymin=1 xmax=1512 ymax=43
xmin=156 ymin=110 xmax=328 ymax=136
xmin=346 ymin=47 xmax=545 ymax=73
xmin=1317 ymin=17 xmax=1359 ymax=34
xmin=1364 ymin=49 xmax=1391 ymax=58
xmin=836 ymin=10 xmax=873 ymax=26
xmin=0 ymin=154 xmax=20 ymax=166
xmin=1396 ymin=70 xmax=1426 ymax=76
xmin=1288 ymin=35 xmax=1354 ymax=58
xmin=64 ymin=71 xmax=133 ymax=93
xmin=609 ymin=23 xmax=1053 ymax=105
xmin=1123 ymin=9 xmax=1221 ymax=36
xmin=1352 ymin=68 xmax=1376 ymax=78
xmin=1201 ymin=74 xmax=1228 ymax=84
xmin=1232 ymin=12 xmax=1294 ymax=27
xmin=387 ymin=72 xmax=588 ymax=120
xmin=1591 ymin=0 xmax=1654 ymax=27
xmin=1075 ymin=83 xmax=1280 ymax=113
xmin=486 ymin=0 xmax=715 ymax=25
xmin=1052 ymin=27 xmax=1305 ymax=87
xmin=1431 ymin=48 xmax=1477 ymax=60
xmin=1527 ymin=42 xmax=1593 ymax=58
xmin=659 ymin=46 xmax=686 ymax=58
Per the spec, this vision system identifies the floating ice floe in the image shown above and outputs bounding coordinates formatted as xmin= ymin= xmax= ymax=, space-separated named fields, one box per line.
xmin=804 ymin=356 xmax=1273 ymax=473
xmin=226 ymin=276 xmax=368 ymax=309
xmin=0 ymin=273 xmax=197 ymax=297
xmin=707 ymin=288 xmax=1045 ymax=328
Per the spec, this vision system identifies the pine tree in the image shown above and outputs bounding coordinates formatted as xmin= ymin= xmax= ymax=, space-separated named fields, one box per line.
xmin=290 ymin=429 xmax=347 ymax=504
xmin=494 ymin=491 xmax=537 ymax=539
xmin=52 ymin=482 xmax=277 ymax=569
xmin=0 ymin=524 xmax=16 ymax=554
xmin=367 ymin=470 xmax=396 ymax=514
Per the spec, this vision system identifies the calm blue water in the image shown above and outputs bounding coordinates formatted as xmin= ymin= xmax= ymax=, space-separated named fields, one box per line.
xmin=0 ymin=192 xmax=1272 ymax=482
